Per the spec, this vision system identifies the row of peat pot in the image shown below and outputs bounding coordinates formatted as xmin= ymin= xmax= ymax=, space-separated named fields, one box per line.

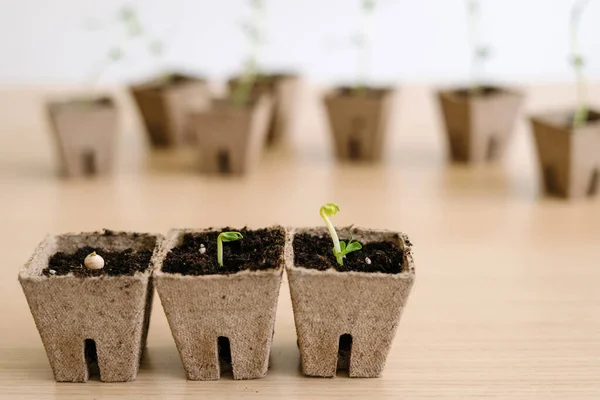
xmin=19 ymin=227 xmax=415 ymax=382
xmin=48 ymin=73 xmax=600 ymax=199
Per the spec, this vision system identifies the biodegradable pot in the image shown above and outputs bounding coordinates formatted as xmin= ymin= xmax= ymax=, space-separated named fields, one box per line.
xmin=153 ymin=227 xmax=285 ymax=380
xmin=130 ymin=73 xmax=209 ymax=147
xmin=323 ymin=87 xmax=395 ymax=162
xmin=18 ymin=231 xmax=160 ymax=382
xmin=190 ymin=95 xmax=273 ymax=175
xmin=437 ymin=86 xmax=523 ymax=163
xmin=530 ymin=110 xmax=600 ymax=198
xmin=287 ymin=227 xmax=415 ymax=378
xmin=228 ymin=73 xmax=301 ymax=145
xmin=47 ymin=97 xmax=118 ymax=178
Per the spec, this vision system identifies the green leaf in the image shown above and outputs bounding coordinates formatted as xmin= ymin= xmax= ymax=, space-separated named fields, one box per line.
xmin=220 ymin=232 xmax=243 ymax=242
xmin=119 ymin=6 xmax=136 ymax=22
xmin=363 ymin=0 xmax=376 ymax=12
xmin=475 ymin=46 xmax=490 ymax=59
xmin=149 ymin=40 xmax=164 ymax=56
xmin=320 ymin=203 xmax=340 ymax=218
xmin=344 ymin=241 xmax=362 ymax=254
xmin=571 ymin=55 xmax=585 ymax=67
xmin=339 ymin=241 xmax=347 ymax=252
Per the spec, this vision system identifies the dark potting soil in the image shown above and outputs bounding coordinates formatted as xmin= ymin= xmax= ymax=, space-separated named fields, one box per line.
xmin=44 ymin=246 xmax=153 ymax=277
xmin=454 ymin=86 xmax=501 ymax=98
xmin=337 ymin=86 xmax=387 ymax=98
xmin=293 ymin=233 xmax=405 ymax=274
xmin=562 ymin=109 xmax=600 ymax=127
xmin=162 ymin=227 xmax=286 ymax=276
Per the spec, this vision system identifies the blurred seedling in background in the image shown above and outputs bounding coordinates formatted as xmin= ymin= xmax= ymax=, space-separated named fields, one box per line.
xmin=84 ymin=3 xmax=175 ymax=88
xmin=466 ymin=0 xmax=491 ymax=95
xmin=217 ymin=232 xmax=244 ymax=267
xmin=352 ymin=0 xmax=377 ymax=95
xmin=320 ymin=203 xmax=362 ymax=266
xmin=569 ymin=0 xmax=592 ymax=127
xmin=231 ymin=0 xmax=267 ymax=107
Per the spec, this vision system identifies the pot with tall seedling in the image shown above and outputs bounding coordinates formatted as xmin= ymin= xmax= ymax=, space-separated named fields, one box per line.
xmin=324 ymin=0 xmax=396 ymax=162
xmin=190 ymin=0 xmax=273 ymax=174
xmin=125 ymin=6 xmax=210 ymax=148
xmin=153 ymin=227 xmax=286 ymax=380
xmin=46 ymin=17 xmax=125 ymax=178
xmin=227 ymin=0 xmax=302 ymax=147
xmin=287 ymin=204 xmax=415 ymax=377
xmin=437 ymin=0 xmax=523 ymax=164
xmin=530 ymin=0 xmax=600 ymax=199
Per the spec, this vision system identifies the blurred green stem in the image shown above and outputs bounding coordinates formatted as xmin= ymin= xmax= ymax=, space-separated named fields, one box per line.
xmin=570 ymin=0 xmax=591 ymax=128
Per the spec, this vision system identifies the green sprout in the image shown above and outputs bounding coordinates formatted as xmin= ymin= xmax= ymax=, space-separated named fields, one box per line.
xmin=466 ymin=0 xmax=490 ymax=96
xmin=217 ymin=232 xmax=243 ymax=267
xmin=570 ymin=0 xmax=592 ymax=128
xmin=231 ymin=0 xmax=266 ymax=107
xmin=320 ymin=203 xmax=362 ymax=266
xmin=353 ymin=0 xmax=377 ymax=96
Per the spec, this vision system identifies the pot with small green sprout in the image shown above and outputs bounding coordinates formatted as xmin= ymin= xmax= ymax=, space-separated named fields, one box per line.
xmin=153 ymin=227 xmax=286 ymax=380
xmin=18 ymin=229 xmax=161 ymax=382
xmin=287 ymin=203 xmax=415 ymax=378
xmin=437 ymin=0 xmax=523 ymax=164
xmin=191 ymin=0 xmax=273 ymax=174
xmin=529 ymin=0 xmax=600 ymax=199
xmin=123 ymin=5 xmax=209 ymax=147
xmin=324 ymin=0 xmax=397 ymax=162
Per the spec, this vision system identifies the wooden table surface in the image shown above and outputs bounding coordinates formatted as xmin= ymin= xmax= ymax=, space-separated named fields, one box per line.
xmin=0 ymin=84 xmax=599 ymax=399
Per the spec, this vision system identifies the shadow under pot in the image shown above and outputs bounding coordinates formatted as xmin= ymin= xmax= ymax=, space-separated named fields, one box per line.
xmin=227 ymin=73 xmax=301 ymax=146
xmin=323 ymin=87 xmax=395 ymax=162
xmin=437 ymin=86 xmax=523 ymax=164
xmin=18 ymin=230 xmax=161 ymax=382
xmin=530 ymin=109 xmax=600 ymax=199
xmin=153 ymin=227 xmax=286 ymax=380
xmin=47 ymin=96 xmax=118 ymax=178
xmin=287 ymin=227 xmax=415 ymax=378
xmin=130 ymin=73 xmax=210 ymax=148
xmin=189 ymin=95 xmax=273 ymax=175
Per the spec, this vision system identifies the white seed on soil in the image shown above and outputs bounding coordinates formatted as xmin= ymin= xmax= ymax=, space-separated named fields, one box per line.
xmin=199 ymin=244 xmax=206 ymax=254
xmin=84 ymin=252 xmax=105 ymax=270
xmin=365 ymin=257 xmax=372 ymax=265
xmin=49 ymin=269 xmax=56 ymax=275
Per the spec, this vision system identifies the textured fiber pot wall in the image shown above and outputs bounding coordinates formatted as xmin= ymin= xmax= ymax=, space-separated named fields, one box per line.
xmin=130 ymin=74 xmax=209 ymax=147
xmin=437 ymin=87 xmax=523 ymax=163
xmin=191 ymin=95 xmax=273 ymax=175
xmin=19 ymin=231 xmax=161 ymax=382
xmin=324 ymin=88 xmax=395 ymax=162
xmin=228 ymin=74 xmax=301 ymax=145
xmin=153 ymin=227 xmax=285 ymax=380
xmin=287 ymin=227 xmax=415 ymax=378
xmin=47 ymin=97 xmax=118 ymax=178
xmin=530 ymin=110 xmax=600 ymax=198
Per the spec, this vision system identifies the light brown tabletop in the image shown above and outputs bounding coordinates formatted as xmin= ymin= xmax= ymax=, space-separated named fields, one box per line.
xmin=0 ymin=84 xmax=599 ymax=399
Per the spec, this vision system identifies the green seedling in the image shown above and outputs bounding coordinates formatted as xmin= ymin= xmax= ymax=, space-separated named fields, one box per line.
xmin=570 ymin=0 xmax=592 ymax=128
xmin=466 ymin=0 xmax=490 ymax=95
xmin=231 ymin=0 xmax=266 ymax=107
xmin=353 ymin=0 xmax=377 ymax=96
xmin=320 ymin=203 xmax=362 ymax=266
xmin=217 ymin=232 xmax=244 ymax=267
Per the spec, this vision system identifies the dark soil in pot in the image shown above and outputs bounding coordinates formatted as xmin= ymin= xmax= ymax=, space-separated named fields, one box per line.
xmin=453 ymin=86 xmax=502 ymax=98
xmin=293 ymin=232 xmax=406 ymax=274
xmin=162 ymin=227 xmax=286 ymax=275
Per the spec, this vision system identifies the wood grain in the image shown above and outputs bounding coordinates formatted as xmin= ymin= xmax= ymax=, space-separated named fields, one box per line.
xmin=0 ymin=84 xmax=599 ymax=399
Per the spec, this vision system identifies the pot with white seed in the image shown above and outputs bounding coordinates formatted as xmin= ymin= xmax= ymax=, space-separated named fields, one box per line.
xmin=18 ymin=229 xmax=162 ymax=382
xmin=287 ymin=204 xmax=416 ymax=378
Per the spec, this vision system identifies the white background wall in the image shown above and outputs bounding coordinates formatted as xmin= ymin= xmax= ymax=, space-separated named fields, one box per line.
xmin=0 ymin=0 xmax=599 ymax=86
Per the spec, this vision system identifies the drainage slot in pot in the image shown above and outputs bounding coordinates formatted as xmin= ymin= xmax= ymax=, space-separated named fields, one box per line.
xmin=588 ymin=169 xmax=599 ymax=196
xmin=82 ymin=150 xmax=96 ymax=176
xmin=543 ymin=165 xmax=560 ymax=195
xmin=486 ymin=136 xmax=498 ymax=161
xmin=84 ymin=339 xmax=100 ymax=379
xmin=337 ymin=334 xmax=352 ymax=372
xmin=217 ymin=336 xmax=232 ymax=376
xmin=349 ymin=117 xmax=365 ymax=160
xmin=217 ymin=150 xmax=231 ymax=174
